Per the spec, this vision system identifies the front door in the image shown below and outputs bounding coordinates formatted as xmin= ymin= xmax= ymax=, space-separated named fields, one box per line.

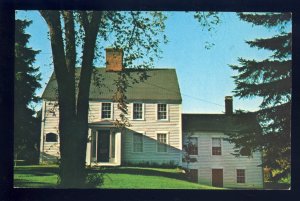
xmin=212 ymin=169 xmax=223 ymax=187
xmin=97 ymin=130 xmax=110 ymax=162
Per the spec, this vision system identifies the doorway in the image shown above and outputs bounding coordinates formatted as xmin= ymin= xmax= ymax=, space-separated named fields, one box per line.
xmin=212 ymin=169 xmax=223 ymax=187
xmin=97 ymin=130 xmax=110 ymax=162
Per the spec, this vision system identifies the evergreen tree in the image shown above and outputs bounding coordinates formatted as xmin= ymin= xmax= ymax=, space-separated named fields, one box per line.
xmin=227 ymin=13 xmax=291 ymax=182
xmin=14 ymin=19 xmax=41 ymax=164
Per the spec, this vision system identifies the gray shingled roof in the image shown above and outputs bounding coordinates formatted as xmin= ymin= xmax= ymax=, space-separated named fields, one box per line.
xmin=182 ymin=113 xmax=260 ymax=132
xmin=42 ymin=67 xmax=182 ymax=103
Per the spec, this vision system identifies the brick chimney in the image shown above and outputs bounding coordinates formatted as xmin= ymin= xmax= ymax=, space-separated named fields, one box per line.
xmin=105 ymin=47 xmax=124 ymax=72
xmin=225 ymin=96 xmax=233 ymax=115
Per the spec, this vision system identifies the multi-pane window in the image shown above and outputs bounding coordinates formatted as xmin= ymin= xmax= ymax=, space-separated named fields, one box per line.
xmin=157 ymin=104 xmax=167 ymax=120
xmin=133 ymin=133 xmax=143 ymax=152
xmin=212 ymin=138 xmax=222 ymax=155
xmin=237 ymin=169 xmax=246 ymax=183
xmin=133 ymin=103 xmax=143 ymax=120
xmin=157 ymin=133 xmax=167 ymax=152
xmin=101 ymin=103 xmax=112 ymax=119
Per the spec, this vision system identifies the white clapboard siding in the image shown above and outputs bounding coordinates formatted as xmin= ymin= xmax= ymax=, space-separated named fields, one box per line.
xmin=114 ymin=102 xmax=182 ymax=165
xmin=41 ymin=100 xmax=182 ymax=166
xmin=40 ymin=101 xmax=60 ymax=163
xmin=182 ymin=131 xmax=263 ymax=189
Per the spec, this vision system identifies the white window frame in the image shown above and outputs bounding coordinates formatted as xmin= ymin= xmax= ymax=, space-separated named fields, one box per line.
xmin=131 ymin=103 xmax=145 ymax=120
xmin=156 ymin=131 xmax=169 ymax=153
xmin=211 ymin=137 xmax=222 ymax=156
xmin=132 ymin=131 xmax=145 ymax=153
xmin=100 ymin=102 xmax=113 ymax=120
xmin=236 ymin=168 xmax=246 ymax=184
xmin=156 ymin=103 xmax=169 ymax=121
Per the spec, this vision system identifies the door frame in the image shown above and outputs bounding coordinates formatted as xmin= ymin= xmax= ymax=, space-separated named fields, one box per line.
xmin=97 ymin=129 xmax=111 ymax=162
xmin=88 ymin=127 xmax=121 ymax=166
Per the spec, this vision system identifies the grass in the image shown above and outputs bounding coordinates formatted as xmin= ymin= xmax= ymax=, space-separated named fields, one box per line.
xmin=14 ymin=165 xmax=222 ymax=189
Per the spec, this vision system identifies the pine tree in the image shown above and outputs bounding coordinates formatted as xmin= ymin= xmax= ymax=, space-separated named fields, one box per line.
xmin=227 ymin=13 xmax=291 ymax=182
xmin=14 ymin=19 xmax=41 ymax=164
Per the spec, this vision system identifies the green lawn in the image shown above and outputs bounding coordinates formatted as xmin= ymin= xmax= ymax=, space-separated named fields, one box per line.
xmin=14 ymin=165 xmax=221 ymax=189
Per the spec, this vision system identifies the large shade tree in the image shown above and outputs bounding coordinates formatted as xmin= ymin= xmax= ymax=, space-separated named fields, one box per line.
xmin=14 ymin=18 xmax=41 ymax=165
xmin=39 ymin=10 xmax=168 ymax=188
xmin=227 ymin=12 xmax=291 ymax=182
xmin=39 ymin=10 xmax=221 ymax=188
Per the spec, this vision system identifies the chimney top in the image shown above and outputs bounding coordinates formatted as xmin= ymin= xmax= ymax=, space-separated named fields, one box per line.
xmin=105 ymin=48 xmax=124 ymax=72
xmin=225 ymin=96 xmax=233 ymax=115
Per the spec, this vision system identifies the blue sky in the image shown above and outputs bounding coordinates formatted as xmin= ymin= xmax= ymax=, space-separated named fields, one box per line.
xmin=16 ymin=11 xmax=280 ymax=113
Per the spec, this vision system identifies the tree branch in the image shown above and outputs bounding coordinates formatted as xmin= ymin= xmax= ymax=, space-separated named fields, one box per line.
xmin=62 ymin=11 xmax=76 ymax=75
xmin=78 ymin=11 xmax=89 ymax=33
xmin=76 ymin=11 xmax=103 ymax=119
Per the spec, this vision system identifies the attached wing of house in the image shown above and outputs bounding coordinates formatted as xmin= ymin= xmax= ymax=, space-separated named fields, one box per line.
xmin=182 ymin=97 xmax=263 ymax=189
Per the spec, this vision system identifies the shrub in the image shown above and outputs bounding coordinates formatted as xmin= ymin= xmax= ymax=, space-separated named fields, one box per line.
xmin=86 ymin=173 xmax=104 ymax=188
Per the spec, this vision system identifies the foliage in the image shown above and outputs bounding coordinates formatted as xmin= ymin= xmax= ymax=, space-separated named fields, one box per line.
xmin=182 ymin=134 xmax=198 ymax=169
xmin=86 ymin=173 xmax=104 ymax=188
xmin=14 ymin=19 xmax=41 ymax=164
xmin=194 ymin=12 xmax=220 ymax=49
xmin=122 ymin=161 xmax=178 ymax=168
xmin=38 ymin=11 xmax=223 ymax=187
xmin=39 ymin=10 xmax=167 ymax=188
xmin=227 ymin=12 xmax=291 ymax=182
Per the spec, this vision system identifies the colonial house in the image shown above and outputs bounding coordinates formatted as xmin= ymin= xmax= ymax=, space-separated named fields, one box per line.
xmin=39 ymin=48 xmax=183 ymax=166
xmin=39 ymin=48 xmax=263 ymax=188
xmin=182 ymin=96 xmax=263 ymax=189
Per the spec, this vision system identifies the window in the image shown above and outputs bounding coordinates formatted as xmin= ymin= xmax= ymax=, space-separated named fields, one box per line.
xmin=101 ymin=103 xmax=112 ymax=119
xmin=45 ymin=133 xmax=58 ymax=142
xmin=157 ymin=104 xmax=167 ymax=120
xmin=237 ymin=169 xmax=245 ymax=183
xmin=133 ymin=133 xmax=143 ymax=152
xmin=188 ymin=137 xmax=198 ymax=155
xmin=212 ymin=138 xmax=222 ymax=155
xmin=133 ymin=103 xmax=143 ymax=120
xmin=157 ymin=133 xmax=167 ymax=152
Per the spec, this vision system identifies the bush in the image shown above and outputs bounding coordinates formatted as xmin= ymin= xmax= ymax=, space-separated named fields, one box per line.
xmin=122 ymin=161 xmax=179 ymax=168
xmin=86 ymin=173 xmax=104 ymax=188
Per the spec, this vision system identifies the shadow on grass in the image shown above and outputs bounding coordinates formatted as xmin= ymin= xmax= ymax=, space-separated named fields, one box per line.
xmin=14 ymin=179 xmax=57 ymax=188
xmin=89 ymin=167 xmax=187 ymax=181
xmin=15 ymin=166 xmax=58 ymax=174
xmin=264 ymin=182 xmax=290 ymax=190
xmin=14 ymin=165 xmax=193 ymax=188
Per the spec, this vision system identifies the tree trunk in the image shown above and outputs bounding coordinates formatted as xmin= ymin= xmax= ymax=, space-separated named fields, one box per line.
xmin=40 ymin=11 xmax=102 ymax=188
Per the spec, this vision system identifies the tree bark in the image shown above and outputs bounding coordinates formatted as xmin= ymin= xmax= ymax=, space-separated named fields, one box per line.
xmin=40 ymin=10 xmax=102 ymax=188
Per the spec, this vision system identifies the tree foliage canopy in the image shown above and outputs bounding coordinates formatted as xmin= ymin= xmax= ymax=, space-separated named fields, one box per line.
xmin=14 ymin=19 xmax=41 ymax=163
xmin=39 ymin=10 xmax=167 ymax=187
xmin=227 ymin=12 xmax=291 ymax=182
